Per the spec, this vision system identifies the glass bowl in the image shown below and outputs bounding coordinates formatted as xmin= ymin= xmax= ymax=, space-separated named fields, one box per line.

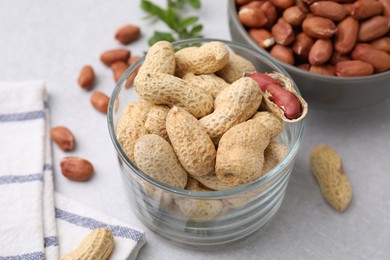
xmin=107 ymin=38 xmax=305 ymax=247
xmin=228 ymin=0 xmax=390 ymax=110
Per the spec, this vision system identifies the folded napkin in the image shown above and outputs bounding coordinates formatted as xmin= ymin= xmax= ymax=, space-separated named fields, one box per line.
xmin=0 ymin=81 xmax=145 ymax=259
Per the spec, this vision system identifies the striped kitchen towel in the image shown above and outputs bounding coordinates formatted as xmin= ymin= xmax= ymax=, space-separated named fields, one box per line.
xmin=0 ymin=81 xmax=144 ymax=260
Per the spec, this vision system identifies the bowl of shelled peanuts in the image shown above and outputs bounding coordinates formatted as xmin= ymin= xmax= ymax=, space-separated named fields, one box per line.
xmin=108 ymin=38 xmax=306 ymax=246
xmin=229 ymin=0 xmax=390 ymax=109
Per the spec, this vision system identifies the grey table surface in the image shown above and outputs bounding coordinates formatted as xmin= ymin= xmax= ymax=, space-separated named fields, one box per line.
xmin=1 ymin=0 xmax=389 ymax=259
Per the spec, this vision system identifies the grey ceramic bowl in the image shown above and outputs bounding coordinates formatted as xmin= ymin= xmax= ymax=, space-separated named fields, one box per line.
xmin=228 ymin=0 xmax=390 ymax=110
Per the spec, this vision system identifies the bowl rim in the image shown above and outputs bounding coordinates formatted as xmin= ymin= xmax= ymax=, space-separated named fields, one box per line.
xmin=228 ymin=0 xmax=390 ymax=82
xmin=107 ymin=38 xmax=306 ymax=198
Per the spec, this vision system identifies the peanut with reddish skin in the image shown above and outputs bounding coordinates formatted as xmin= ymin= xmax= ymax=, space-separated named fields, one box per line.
xmin=309 ymin=65 xmax=335 ymax=76
xmin=77 ymin=65 xmax=95 ymax=90
xmin=379 ymin=0 xmax=390 ymax=17
xmin=90 ymin=92 xmax=109 ymax=113
xmin=351 ymin=43 xmax=390 ymax=72
xmin=60 ymin=156 xmax=94 ymax=181
xmin=111 ymin=61 xmax=129 ymax=82
xmin=330 ymin=52 xmax=351 ymax=65
xmin=115 ymin=24 xmax=141 ymax=45
xmin=249 ymin=28 xmax=275 ymax=49
xmin=272 ymin=18 xmax=295 ymax=45
xmin=350 ymin=0 xmax=383 ymax=20
xmin=50 ymin=126 xmax=75 ymax=151
xmin=100 ymin=49 xmax=131 ymax=66
xmin=309 ymin=39 xmax=333 ymax=65
xmin=238 ymin=4 xmax=268 ymax=28
xmin=261 ymin=1 xmax=278 ymax=28
xmin=334 ymin=16 xmax=359 ymax=55
xmin=128 ymin=55 xmax=141 ymax=66
xmin=270 ymin=44 xmax=295 ymax=65
xmin=310 ymin=1 xmax=347 ymax=22
xmin=358 ymin=16 xmax=390 ymax=42
xmin=283 ymin=6 xmax=306 ymax=26
xmin=235 ymin=0 xmax=256 ymax=4
xmin=302 ymin=16 xmax=337 ymax=39
xmin=292 ymin=32 xmax=314 ymax=59
xmin=335 ymin=60 xmax=374 ymax=77
xmin=249 ymin=72 xmax=302 ymax=120
xmin=370 ymin=37 xmax=390 ymax=53
xmin=271 ymin=0 xmax=294 ymax=9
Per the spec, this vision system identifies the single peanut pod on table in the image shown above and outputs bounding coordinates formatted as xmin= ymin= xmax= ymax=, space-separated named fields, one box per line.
xmin=270 ymin=44 xmax=295 ymax=65
xmin=309 ymin=39 xmax=333 ymax=65
xmin=261 ymin=1 xmax=278 ymax=28
xmin=77 ymin=65 xmax=95 ymax=90
xmin=111 ymin=61 xmax=129 ymax=82
xmin=379 ymin=0 xmax=390 ymax=17
xmin=334 ymin=16 xmax=359 ymax=55
xmin=134 ymin=134 xmax=188 ymax=189
xmin=271 ymin=18 xmax=295 ymax=46
xmin=166 ymin=107 xmax=216 ymax=177
xmin=115 ymin=24 xmax=141 ymax=45
xmin=283 ymin=6 xmax=306 ymax=26
xmin=199 ymin=77 xmax=262 ymax=144
xmin=310 ymin=1 xmax=347 ymax=22
xmin=292 ymin=32 xmax=314 ymax=60
xmin=370 ymin=37 xmax=390 ymax=53
xmin=351 ymin=43 xmax=390 ymax=72
xmin=350 ymin=0 xmax=383 ymax=20
xmin=310 ymin=65 xmax=335 ymax=76
xmin=249 ymin=28 xmax=275 ymax=49
xmin=302 ymin=16 xmax=337 ymax=39
xmin=215 ymin=53 xmax=256 ymax=83
xmin=271 ymin=0 xmax=294 ymax=9
xmin=60 ymin=228 xmax=114 ymax=260
xmin=335 ymin=60 xmax=374 ymax=77
xmin=238 ymin=4 xmax=268 ymax=28
xmin=100 ymin=49 xmax=131 ymax=66
xmin=358 ymin=16 xmax=390 ymax=42
xmin=310 ymin=145 xmax=352 ymax=212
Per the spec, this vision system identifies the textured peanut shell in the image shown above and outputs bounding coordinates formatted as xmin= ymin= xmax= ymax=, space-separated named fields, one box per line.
xmin=61 ymin=228 xmax=114 ymax=260
xmin=191 ymin=172 xmax=230 ymax=191
xmin=175 ymin=194 xmax=225 ymax=222
xmin=134 ymin=72 xmax=214 ymax=118
xmin=144 ymin=105 xmax=170 ymax=141
xmin=134 ymin=134 xmax=187 ymax=189
xmin=175 ymin=41 xmax=230 ymax=77
xmin=182 ymin=73 xmax=229 ymax=98
xmin=199 ymin=77 xmax=262 ymax=144
xmin=166 ymin=107 xmax=216 ymax=177
xmin=251 ymin=111 xmax=285 ymax=139
xmin=116 ymin=101 xmax=152 ymax=162
xmin=259 ymin=72 xmax=308 ymax=123
xmin=310 ymin=145 xmax=352 ymax=212
xmin=138 ymin=40 xmax=175 ymax=75
xmin=261 ymin=142 xmax=288 ymax=175
xmin=216 ymin=119 xmax=271 ymax=187
xmin=215 ymin=53 xmax=256 ymax=83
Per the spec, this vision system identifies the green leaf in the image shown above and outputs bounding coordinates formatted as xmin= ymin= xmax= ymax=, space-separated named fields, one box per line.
xmin=165 ymin=6 xmax=180 ymax=31
xmin=190 ymin=24 xmax=203 ymax=34
xmin=187 ymin=0 xmax=201 ymax=9
xmin=179 ymin=16 xmax=198 ymax=29
xmin=148 ymin=31 xmax=176 ymax=46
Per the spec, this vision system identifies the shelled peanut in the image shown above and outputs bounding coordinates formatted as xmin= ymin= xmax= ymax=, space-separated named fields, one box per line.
xmin=235 ymin=0 xmax=390 ymax=77
xmin=117 ymin=41 xmax=308 ymax=221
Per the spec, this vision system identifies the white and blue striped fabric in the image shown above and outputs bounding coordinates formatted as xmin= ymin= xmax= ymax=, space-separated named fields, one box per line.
xmin=0 ymin=82 xmax=145 ymax=259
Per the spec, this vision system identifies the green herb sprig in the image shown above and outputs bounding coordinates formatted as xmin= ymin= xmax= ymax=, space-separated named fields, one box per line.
xmin=141 ymin=0 xmax=203 ymax=46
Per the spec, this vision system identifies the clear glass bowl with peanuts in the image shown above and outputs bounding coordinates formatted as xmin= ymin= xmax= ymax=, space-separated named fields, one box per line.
xmin=229 ymin=0 xmax=390 ymax=110
xmin=108 ymin=38 xmax=307 ymax=246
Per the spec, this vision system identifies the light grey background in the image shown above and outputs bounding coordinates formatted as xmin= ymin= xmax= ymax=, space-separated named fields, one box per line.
xmin=1 ymin=0 xmax=389 ymax=259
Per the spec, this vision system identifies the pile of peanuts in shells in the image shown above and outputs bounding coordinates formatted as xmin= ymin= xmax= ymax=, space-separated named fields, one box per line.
xmin=116 ymin=40 xmax=309 ymax=221
xmin=236 ymin=0 xmax=390 ymax=77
